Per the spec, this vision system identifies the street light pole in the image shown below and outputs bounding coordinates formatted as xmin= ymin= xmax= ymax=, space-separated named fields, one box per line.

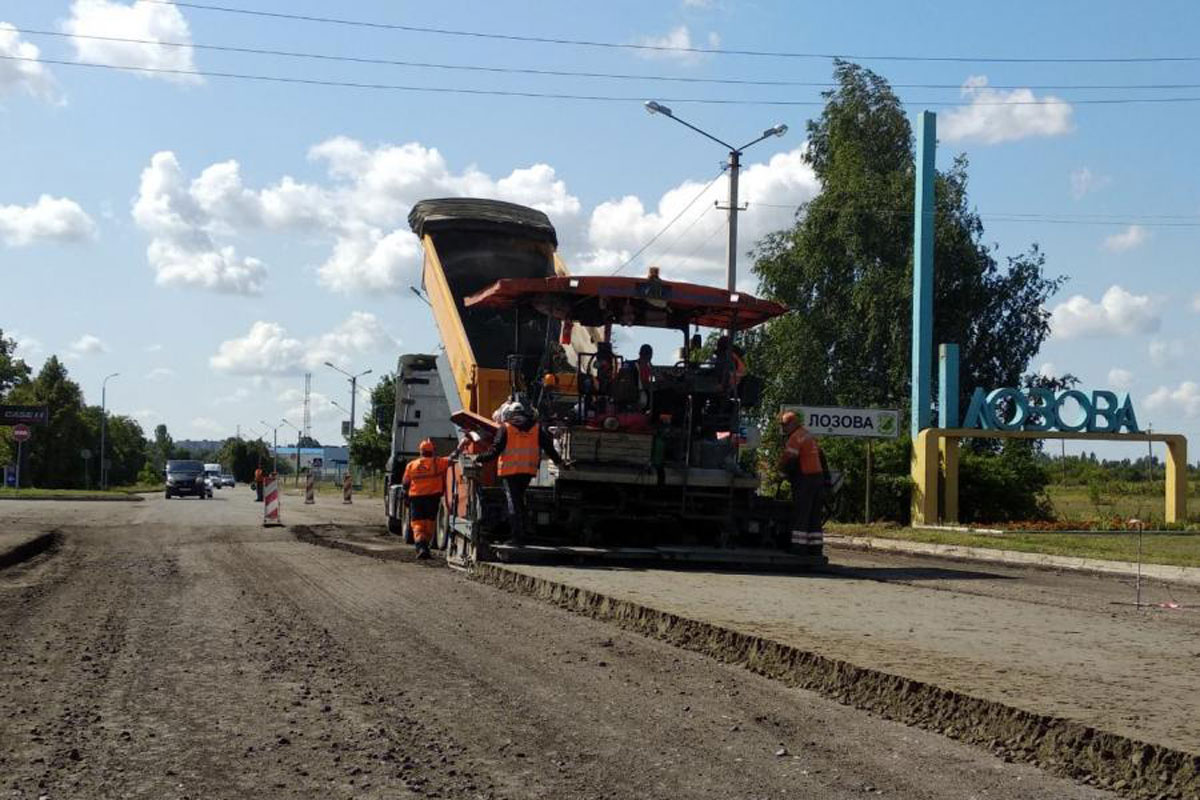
xmin=100 ymin=372 xmax=119 ymax=490
xmin=643 ymin=101 xmax=787 ymax=293
xmin=324 ymin=362 xmax=372 ymax=474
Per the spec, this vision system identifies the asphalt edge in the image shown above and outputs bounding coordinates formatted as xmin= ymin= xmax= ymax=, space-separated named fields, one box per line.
xmin=0 ymin=495 xmax=145 ymax=503
xmin=826 ymin=534 xmax=1200 ymax=587
xmin=473 ymin=562 xmax=1197 ymax=800
xmin=0 ymin=530 xmax=61 ymax=570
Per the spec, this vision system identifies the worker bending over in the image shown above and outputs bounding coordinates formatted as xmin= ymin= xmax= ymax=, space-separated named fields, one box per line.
xmin=778 ymin=411 xmax=829 ymax=547
xmin=478 ymin=403 xmax=566 ymax=546
xmin=401 ymin=438 xmax=457 ymax=559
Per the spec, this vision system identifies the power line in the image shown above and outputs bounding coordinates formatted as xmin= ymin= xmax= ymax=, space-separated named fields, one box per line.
xmin=19 ymin=29 xmax=1200 ymax=92
xmin=646 ymin=204 xmax=718 ymax=266
xmin=752 ymin=202 xmax=1200 ymax=225
xmin=145 ymin=1 xmax=1200 ymax=64
xmin=612 ymin=168 xmax=726 ymax=276
xmin=10 ymin=55 xmax=1200 ymax=107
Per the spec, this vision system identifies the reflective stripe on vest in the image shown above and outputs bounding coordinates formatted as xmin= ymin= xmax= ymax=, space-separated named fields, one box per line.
xmin=405 ymin=456 xmax=448 ymax=496
xmin=498 ymin=423 xmax=540 ymax=477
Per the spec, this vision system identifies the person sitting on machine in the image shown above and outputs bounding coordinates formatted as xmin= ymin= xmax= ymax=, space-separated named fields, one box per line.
xmin=712 ymin=335 xmax=747 ymax=394
xmin=635 ymin=344 xmax=654 ymax=411
xmin=477 ymin=403 xmax=567 ymax=546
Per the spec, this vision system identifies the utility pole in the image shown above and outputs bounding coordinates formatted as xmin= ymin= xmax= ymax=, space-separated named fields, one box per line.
xmin=100 ymin=372 xmax=119 ymax=489
xmin=281 ymin=418 xmax=302 ymax=485
xmin=324 ymin=362 xmax=372 ymax=475
xmin=643 ymin=101 xmax=787 ymax=294
xmin=260 ymin=420 xmax=279 ymax=474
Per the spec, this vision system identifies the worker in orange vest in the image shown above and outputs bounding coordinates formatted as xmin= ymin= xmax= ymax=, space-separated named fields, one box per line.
xmin=478 ymin=402 xmax=566 ymax=546
xmin=401 ymin=438 xmax=459 ymax=559
xmin=254 ymin=465 xmax=264 ymax=502
xmin=778 ymin=411 xmax=829 ymax=547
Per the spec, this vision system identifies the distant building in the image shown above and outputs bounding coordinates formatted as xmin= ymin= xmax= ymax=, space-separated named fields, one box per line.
xmin=273 ymin=445 xmax=349 ymax=477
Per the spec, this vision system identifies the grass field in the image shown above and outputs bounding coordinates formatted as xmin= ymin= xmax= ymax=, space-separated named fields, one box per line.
xmin=832 ymin=523 xmax=1200 ymax=568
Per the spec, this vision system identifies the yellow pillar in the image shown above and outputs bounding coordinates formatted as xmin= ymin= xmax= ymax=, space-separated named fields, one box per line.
xmin=1164 ymin=435 xmax=1188 ymax=524
xmin=910 ymin=428 xmax=940 ymax=525
xmin=941 ymin=436 xmax=960 ymax=523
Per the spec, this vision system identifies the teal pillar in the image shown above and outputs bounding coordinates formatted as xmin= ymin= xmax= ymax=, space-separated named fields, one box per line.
xmin=938 ymin=343 xmax=959 ymax=428
xmin=911 ymin=111 xmax=936 ymax=439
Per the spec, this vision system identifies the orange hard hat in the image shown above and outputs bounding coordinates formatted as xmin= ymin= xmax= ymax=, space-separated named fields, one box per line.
xmin=779 ymin=410 xmax=798 ymax=429
xmin=419 ymin=438 xmax=435 ymax=456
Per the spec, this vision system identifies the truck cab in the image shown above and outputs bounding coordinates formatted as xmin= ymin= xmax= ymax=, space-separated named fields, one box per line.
xmin=383 ymin=354 xmax=457 ymax=538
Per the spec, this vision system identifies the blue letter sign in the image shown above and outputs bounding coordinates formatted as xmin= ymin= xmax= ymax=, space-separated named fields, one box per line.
xmin=962 ymin=387 xmax=1140 ymax=434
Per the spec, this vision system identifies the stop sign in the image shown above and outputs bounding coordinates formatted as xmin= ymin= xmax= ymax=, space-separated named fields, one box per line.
xmin=11 ymin=424 xmax=31 ymax=442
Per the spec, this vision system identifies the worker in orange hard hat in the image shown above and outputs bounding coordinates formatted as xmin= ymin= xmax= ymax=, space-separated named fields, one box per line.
xmin=778 ymin=410 xmax=829 ymax=549
xmin=478 ymin=402 xmax=566 ymax=546
xmin=401 ymin=438 xmax=461 ymax=559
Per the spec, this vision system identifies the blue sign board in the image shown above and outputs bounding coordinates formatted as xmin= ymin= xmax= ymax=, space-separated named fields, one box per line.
xmin=963 ymin=388 xmax=1140 ymax=434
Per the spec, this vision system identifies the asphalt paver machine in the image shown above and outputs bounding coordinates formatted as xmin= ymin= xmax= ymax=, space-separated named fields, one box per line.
xmin=407 ymin=197 xmax=825 ymax=571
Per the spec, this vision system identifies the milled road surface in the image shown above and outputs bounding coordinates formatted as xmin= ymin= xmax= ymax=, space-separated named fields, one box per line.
xmin=0 ymin=493 xmax=1112 ymax=799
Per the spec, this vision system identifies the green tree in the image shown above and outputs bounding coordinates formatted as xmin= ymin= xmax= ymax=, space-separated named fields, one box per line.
xmin=148 ymin=424 xmax=173 ymax=472
xmin=349 ymin=374 xmax=394 ymax=472
xmin=745 ymin=61 xmax=1065 ymax=522
xmin=0 ymin=328 xmax=32 ymax=395
xmin=3 ymin=357 xmax=90 ymax=488
xmin=214 ymin=436 xmax=272 ymax=483
xmin=748 ymin=60 xmax=1065 ymax=416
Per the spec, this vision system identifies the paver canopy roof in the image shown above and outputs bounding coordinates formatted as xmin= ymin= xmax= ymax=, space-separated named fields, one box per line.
xmin=464 ymin=273 xmax=787 ymax=331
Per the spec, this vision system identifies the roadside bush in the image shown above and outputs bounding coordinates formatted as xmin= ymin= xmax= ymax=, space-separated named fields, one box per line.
xmin=959 ymin=439 xmax=1053 ymax=523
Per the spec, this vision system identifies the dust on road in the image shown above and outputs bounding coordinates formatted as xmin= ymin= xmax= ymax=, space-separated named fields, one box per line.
xmin=0 ymin=493 xmax=1113 ymax=798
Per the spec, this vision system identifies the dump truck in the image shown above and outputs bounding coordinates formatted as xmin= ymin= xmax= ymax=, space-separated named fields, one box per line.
xmin=394 ymin=197 xmax=825 ymax=571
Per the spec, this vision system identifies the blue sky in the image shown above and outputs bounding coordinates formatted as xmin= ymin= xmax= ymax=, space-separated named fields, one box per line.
xmin=1 ymin=0 xmax=1197 ymax=460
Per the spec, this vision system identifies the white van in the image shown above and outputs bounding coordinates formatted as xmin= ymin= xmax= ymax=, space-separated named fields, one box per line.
xmin=203 ymin=463 xmax=223 ymax=490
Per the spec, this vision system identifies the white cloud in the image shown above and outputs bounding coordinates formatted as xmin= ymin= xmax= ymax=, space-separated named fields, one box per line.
xmin=1192 ymin=294 xmax=1200 ymax=313
xmin=1069 ymin=167 xmax=1110 ymax=200
xmin=1146 ymin=382 xmax=1200 ymax=419
xmin=1102 ymin=224 xmax=1148 ymax=252
xmin=133 ymin=139 xmax=582 ymax=294
xmin=1149 ymin=338 xmax=1186 ymax=368
xmin=9 ymin=331 xmax=43 ymax=362
xmin=212 ymin=386 xmax=251 ymax=405
xmin=0 ymin=23 xmax=58 ymax=101
xmin=209 ymin=312 xmax=397 ymax=377
xmin=579 ymin=146 xmax=818 ymax=286
xmin=144 ymin=343 xmax=163 ymax=352
xmin=634 ymin=25 xmax=717 ymax=64
xmin=131 ymin=408 xmax=158 ymax=423
xmin=941 ymin=76 xmax=1073 ymax=145
xmin=188 ymin=416 xmax=225 ymax=435
xmin=68 ymin=333 xmax=108 ymax=356
xmin=1108 ymin=368 xmax=1133 ymax=390
xmin=1050 ymin=285 xmax=1160 ymax=339
xmin=133 ymin=151 xmax=266 ymax=294
xmin=0 ymin=195 xmax=96 ymax=246
xmin=1037 ymin=362 xmax=1057 ymax=379
xmin=145 ymin=366 xmax=174 ymax=380
xmin=63 ymin=0 xmax=200 ymax=83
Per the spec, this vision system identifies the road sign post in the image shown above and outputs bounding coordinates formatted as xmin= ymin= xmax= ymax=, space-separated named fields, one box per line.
xmin=12 ymin=424 xmax=31 ymax=490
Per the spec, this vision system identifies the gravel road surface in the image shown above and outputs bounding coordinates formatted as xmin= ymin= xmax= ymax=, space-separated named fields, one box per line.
xmin=0 ymin=492 xmax=1112 ymax=799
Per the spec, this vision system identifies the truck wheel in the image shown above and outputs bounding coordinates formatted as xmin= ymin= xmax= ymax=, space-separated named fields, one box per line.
xmin=435 ymin=500 xmax=450 ymax=551
xmin=402 ymin=505 xmax=414 ymax=544
xmin=164 ymin=490 xmax=171 ymax=499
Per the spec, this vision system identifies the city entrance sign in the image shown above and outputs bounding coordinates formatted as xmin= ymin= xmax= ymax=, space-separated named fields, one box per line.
xmin=962 ymin=387 xmax=1140 ymax=434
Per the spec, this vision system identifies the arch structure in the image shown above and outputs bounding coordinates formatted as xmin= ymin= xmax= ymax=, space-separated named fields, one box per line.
xmin=910 ymin=428 xmax=1189 ymax=525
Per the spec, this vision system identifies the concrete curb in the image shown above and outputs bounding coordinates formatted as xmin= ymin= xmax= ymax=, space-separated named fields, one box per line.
xmin=825 ymin=534 xmax=1200 ymax=587
xmin=0 ymin=530 xmax=60 ymax=570
xmin=473 ymin=562 xmax=1198 ymax=799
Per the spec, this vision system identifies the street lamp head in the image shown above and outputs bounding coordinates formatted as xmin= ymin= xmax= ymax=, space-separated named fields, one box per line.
xmin=765 ymin=123 xmax=788 ymax=138
xmin=324 ymin=361 xmax=336 ymax=369
xmin=644 ymin=100 xmax=673 ymax=117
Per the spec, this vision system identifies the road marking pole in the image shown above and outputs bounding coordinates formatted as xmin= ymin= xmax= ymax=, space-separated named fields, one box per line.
xmin=304 ymin=472 xmax=315 ymax=504
xmin=342 ymin=471 xmax=352 ymax=504
xmin=263 ymin=476 xmax=282 ymax=526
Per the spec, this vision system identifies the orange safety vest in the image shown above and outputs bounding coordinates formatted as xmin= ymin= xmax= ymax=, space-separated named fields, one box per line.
xmin=254 ymin=468 xmax=263 ymax=485
xmin=403 ymin=456 xmax=451 ymax=497
xmin=783 ymin=426 xmax=823 ymax=476
xmin=498 ymin=422 xmax=541 ymax=477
